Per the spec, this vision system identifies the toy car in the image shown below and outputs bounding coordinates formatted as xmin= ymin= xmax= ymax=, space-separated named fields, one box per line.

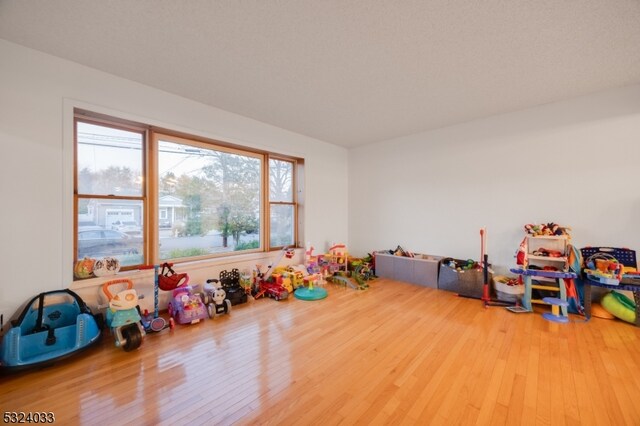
xmin=253 ymin=279 xmax=290 ymax=301
xmin=202 ymin=280 xmax=232 ymax=318
xmin=0 ymin=289 xmax=103 ymax=370
xmin=251 ymin=247 xmax=293 ymax=301
xmin=218 ymin=268 xmax=248 ymax=305
xmin=167 ymin=285 xmax=209 ymax=324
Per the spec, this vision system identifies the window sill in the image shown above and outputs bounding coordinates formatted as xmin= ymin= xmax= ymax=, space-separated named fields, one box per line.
xmin=70 ymin=248 xmax=303 ymax=290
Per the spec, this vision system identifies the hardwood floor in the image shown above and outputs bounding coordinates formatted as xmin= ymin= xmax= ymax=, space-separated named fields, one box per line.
xmin=2 ymin=279 xmax=640 ymax=425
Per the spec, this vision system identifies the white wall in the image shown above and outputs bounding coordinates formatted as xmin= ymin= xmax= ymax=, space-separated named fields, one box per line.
xmin=0 ymin=39 xmax=348 ymax=314
xmin=349 ymin=84 xmax=640 ymax=274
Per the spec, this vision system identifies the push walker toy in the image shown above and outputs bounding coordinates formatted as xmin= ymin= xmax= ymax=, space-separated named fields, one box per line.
xmin=101 ymin=279 xmax=145 ymax=352
xmin=218 ymin=268 xmax=248 ymax=305
xmin=153 ymin=264 xmax=207 ymax=325
xmin=168 ymin=286 xmax=209 ymax=324
xmin=202 ymin=279 xmax=232 ymax=318
xmin=167 ymin=280 xmax=209 ymax=325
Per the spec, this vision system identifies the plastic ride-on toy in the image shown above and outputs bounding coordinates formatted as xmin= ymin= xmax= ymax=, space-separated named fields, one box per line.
xmin=251 ymin=247 xmax=294 ymax=301
xmin=167 ymin=284 xmax=209 ymax=325
xmin=0 ymin=289 xmax=103 ymax=370
xmin=101 ymin=279 xmax=145 ymax=352
xmin=202 ymin=279 xmax=232 ymax=318
xmin=253 ymin=280 xmax=290 ymax=301
xmin=218 ymin=268 xmax=248 ymax=305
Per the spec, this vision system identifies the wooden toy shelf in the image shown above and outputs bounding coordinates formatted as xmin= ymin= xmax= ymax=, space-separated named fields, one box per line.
xmin=522 ymin=235 xmax=570 ymax=306
xmin=526 ymin=255 xmax=568 ymax=262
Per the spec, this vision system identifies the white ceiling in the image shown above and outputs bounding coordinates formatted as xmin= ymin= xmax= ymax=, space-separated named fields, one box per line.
xmin=2 ymin=1 xmax=640 ymax=148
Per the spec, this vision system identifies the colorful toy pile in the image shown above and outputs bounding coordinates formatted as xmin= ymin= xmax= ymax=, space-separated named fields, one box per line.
xmin=523 ymin=222 xmax=571 ymax=237
xmin=584 ymin=252 xmax=624 ymax=285
xmin=1 ymin=243 xmax=379 ymax=372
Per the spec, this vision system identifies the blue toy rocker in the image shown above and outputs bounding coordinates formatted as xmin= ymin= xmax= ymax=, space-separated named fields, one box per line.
xmin=0 ymin=289 xmax=102 ymax=371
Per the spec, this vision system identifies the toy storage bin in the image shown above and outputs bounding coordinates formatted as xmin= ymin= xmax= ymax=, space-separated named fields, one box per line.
xmin=438 ymin=258 xmax=491 ymax=298
xmin=374 ymin=252 xmax=393 ymax=278
xmin=374 ymin=252 xmax=443 ymax=288
xmin=493 ymin=276 xmax=524 ymax=303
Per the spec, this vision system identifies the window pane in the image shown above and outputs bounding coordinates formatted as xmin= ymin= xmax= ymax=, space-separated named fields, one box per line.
xmin=269 ymin=159 xmax=293 ymax=202
xmin=158 ymin=140 xmax=261 ymax=259
xmin=270 ymin=204 xmax=294 ymax=248
xmin=77 ymin=122 xmax=143 ymax=196
xmin=77 ymin=198 xmax=144 ymax=266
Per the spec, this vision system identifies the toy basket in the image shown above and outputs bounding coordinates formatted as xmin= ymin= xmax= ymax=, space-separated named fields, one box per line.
xmin=493 ymin=275 xmax=523 ymax=303
xmin=438 ymin=258 xmax=491 ymax=298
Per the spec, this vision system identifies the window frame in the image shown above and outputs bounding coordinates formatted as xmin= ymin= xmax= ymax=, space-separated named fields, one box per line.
xmin=74 ymin=116 xmax=148 ymax=269
xmin=73 ymin=109 xmax=301 ymax=276
xmin=267 ymin=156 xmax=298 ymax=250
xmin=150 ymin=131 xmax=266 ymax=260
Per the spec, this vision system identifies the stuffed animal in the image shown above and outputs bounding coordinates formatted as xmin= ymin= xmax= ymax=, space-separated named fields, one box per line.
xmin=546 ymin=222 xmax=571 ymax=236
xmin=93 ymin=257 xmax=120 ymax=277
xmin=524 ymin=222 xmax=571 ymax=237
xmin=524 ymin=223 xmax=544 ymax=236
xmin=74 ymin=257 xmax=96 ymax=279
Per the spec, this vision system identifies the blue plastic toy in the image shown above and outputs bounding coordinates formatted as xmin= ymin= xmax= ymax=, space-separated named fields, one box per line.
xmin=0 ymin=289 xmax=102 ymax=370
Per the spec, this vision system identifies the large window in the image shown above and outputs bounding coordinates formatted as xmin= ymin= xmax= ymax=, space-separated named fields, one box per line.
xmin=157 ymin=135 xmax=262 ymax=260
xmin=269 ymin=158 xmax=295 ymax=249
xmin=74 ymin=111 xmax=301 ymax=274
xmin=75 ymin=121 xmax=145 ymax=267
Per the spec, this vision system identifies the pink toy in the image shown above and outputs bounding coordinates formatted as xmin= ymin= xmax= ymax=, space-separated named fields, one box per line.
xmin=167 ymin=277 xmax=209 ymax=324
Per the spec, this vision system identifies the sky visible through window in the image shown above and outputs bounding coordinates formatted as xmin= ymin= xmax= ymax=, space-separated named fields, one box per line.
xmin=77 ymin=122 xmax=210 ymax=180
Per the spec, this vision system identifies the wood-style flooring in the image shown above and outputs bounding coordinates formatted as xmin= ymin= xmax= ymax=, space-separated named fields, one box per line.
xmin=2 ymin=279 xmax=640 ymax=425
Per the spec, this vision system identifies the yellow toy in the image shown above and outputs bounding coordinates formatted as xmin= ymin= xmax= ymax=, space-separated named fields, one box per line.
xmin=286 ymin=267 xmax=306 ymax=289
xmin=271 ymin=273 xmax=293 ymax=293
xmin=327 ymin=243 xmax=348 ymax=273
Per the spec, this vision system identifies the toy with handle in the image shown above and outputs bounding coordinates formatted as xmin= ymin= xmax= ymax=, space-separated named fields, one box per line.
xmin=480 ymin=228 xmax=490 ymax=306
xmin=202 ymin=278 xmax=232 ymax=318
xmin=139 ymin=264 xmax=174 ymax=332
xmin=474 ymin=228 xmax=514 ymax=308
xmin=253 ymin=247 xmax=294 ymax=300
xmin=260 ymin=247 xmax=295 ymax=281
xmin=480 ymin=228 xmax=486 ymax=269
xmin=101 ymin=278 xmax=145 ymax=351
